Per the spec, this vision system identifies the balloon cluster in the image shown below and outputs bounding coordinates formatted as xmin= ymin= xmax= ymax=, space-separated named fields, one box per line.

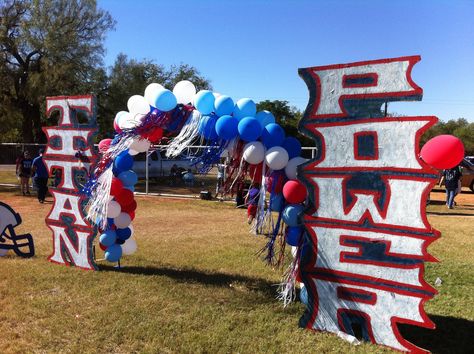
xmin=96 ymin=149 xmax=139 ymax=263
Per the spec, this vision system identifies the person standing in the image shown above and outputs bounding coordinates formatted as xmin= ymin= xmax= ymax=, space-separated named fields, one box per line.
xmin=16 ymin=151 xmax=33 ymax=196
xmin=440 ymin=165 xmax=462 ymax=209
xmin=216 ymin=163 xmax=226 ymax=199
xmin=245 ymin=184 xmax=260 ymax=224
xmin=31 ymin=149 xmax=49 ymax=203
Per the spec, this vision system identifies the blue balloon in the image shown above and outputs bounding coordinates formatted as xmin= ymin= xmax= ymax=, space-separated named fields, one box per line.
xmin=270 ymin=193 xmax=284 ymax=212
xmin=261 ymin=123 xmax=285 ymax=149
xmin=282 ymin=204 xmax=304 ymax=227
xmin=116 ymin=227 xmax=132 ymax=241
xmin=118 ymin=170 xmax=138 ymax=187
xmin=233 ymin=98 xmax=256 ymax=120
xmin=99 ymin=229 xmax=117 ymax=247
xmin=153 ymin=89 xmax=177 ymax=112
xmin=106 ymin=217 xmax=115 ymax=228
xmin=105 ymin=244 xmax=122 ymax=262
xmin=214 ymin=95 xmax=234 ymax=117
xmin=215 ymin=115 xmax=239 ymax=140
xmin=198 ymin=115 xmax=218 ymax=140
xmin=255 ymin=110 xmax=276 ymax=129
xmin=281 ymin=137 xmax=302 ymax=159
xmin=194 ymin=90 xmax=215 ymax=115
xmin=114 ymin=150 xmax=134 ymax=173
xmin=238 ymin=117 xmax=262 ymax=142
xmin=300 ymin=285 xmax=309 ymax=307
xmin=124 ymin=185 xmax=135 ymax=192
xmin=286 ymin=226 xmax=303 ymax=246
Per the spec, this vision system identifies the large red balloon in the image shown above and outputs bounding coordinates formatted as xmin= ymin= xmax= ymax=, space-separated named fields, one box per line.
xmin=420 ymin=135 xmax=464 ymax=169
xmin=98 ymin=138 xmax=112 ymax=153
xmin=283 ymin=180 xmax=307 ymax=204
xmin=110 ymin=178 xmax=124 ymax=197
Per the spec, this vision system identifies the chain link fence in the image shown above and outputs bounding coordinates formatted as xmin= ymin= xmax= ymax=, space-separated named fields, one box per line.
xmin=0 ymin=143 xmax=318 ymax=195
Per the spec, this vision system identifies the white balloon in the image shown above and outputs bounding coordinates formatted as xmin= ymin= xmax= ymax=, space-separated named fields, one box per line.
xmin=118 ymin=112 xmax=138 ymax=129
xmin=114 ymin=212 xmax=132 ymax=229
xmin=173 ymin=80 xmax=196 ymax=104
xmin=128 ymin=149 xmax=139 ymax=156
xmin=115 ymin=111 xmax=127 ymax=125
xmin=127 ymin=95 xmax=150 ymax=115
xmin=129 ymin=138 xmax=151 ymax=153
xmin=144 ymin=83 xmax=164 ymax=105
xmin=121 ymin=237 xmax=137 ymax=255
xmin=265 ymin=146 xmax=289 ymax=170
xmin=107 ymin=200 xmax=121 ymax=218
xmin=285 ymin=157 xmax=308 ymax=180
xmin=128 ymin=224 xmax=134 ymax=236
xmin=243 ymin=141 xmax=265 ymax=165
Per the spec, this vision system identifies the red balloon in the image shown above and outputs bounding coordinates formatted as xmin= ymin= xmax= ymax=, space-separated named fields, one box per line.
xmin=145 ymin=127 xmax=163 ymax=143
xmin=114 ymin=120 xmax=122 ymax=133
xmin=115 ymin=189 xmax=134 ymax=207
xmin=110 ymin=178 xmax=124 ymax=197
xmin=99 ymin=243 xmax=107 ymax=251
xmin=266 ymin=171 xmax=285 ymax=194
xmin=249 ymin=163 xmax=263 ymax=183
xmin=122 ymin=200 xmax=137 ymax=213
xmin=129 ymin=211 xmax=135 ymax=220
xmin=283 ymin=180 xmax=307 ymax=204
xmin=98 ymin=138 xmax=112 ymax=154
xmin=420 ymin=135 xmax=464 ymax=169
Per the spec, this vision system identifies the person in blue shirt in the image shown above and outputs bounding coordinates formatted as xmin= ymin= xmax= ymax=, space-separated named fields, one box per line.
xmin=440 ymin=165 xmax=462 ymax=209
xmin=31 ymin=149 xmax=49 ymax=203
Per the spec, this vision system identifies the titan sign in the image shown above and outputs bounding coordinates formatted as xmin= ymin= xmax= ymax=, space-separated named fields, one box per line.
xmin=44 ymin=95 xmax=98 ymax=270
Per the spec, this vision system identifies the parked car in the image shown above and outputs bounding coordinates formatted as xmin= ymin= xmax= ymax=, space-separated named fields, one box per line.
xmin=460 ymin=158 xmax=474 ymax=192
xmin=133 ymin=150 xmax=196 ymax=179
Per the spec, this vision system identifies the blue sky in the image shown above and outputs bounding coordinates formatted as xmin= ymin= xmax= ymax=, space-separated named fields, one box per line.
xmin=98 ymin=0 xmax=474 ymax=122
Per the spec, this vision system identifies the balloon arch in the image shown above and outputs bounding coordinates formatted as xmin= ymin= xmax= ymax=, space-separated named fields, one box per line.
xmin=85 ymin=81 xmax=309 ymax=303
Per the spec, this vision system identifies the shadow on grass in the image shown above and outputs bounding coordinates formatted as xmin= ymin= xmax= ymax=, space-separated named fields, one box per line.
xmin=100 ymin=264 xmax=278 ymax=298
xmin=399 ymin=315 xmax=474 ymax=354
xmin=427 ymin=211 xmax=474 ymax=217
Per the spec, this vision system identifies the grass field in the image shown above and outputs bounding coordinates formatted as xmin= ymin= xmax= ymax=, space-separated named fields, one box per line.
xmin=0 ymin=183 xmax=473 ymax=353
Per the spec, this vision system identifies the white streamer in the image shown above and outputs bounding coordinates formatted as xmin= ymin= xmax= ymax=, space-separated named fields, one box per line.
xmin=166 ymin=110 xmax=202 ymax=158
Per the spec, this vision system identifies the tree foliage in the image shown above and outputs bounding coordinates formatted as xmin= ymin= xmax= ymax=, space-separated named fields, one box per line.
xmin=98 ymin=54 xmax=212 ymax=139
xmin=0 ymin=0 xmax=115 ymax=142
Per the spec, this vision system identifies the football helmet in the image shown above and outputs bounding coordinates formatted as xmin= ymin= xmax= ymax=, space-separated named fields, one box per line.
xmin=0 ymin=202 xmax=35 ymax=258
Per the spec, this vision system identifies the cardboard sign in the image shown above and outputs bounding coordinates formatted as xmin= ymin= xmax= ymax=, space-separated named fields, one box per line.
xmin=44 ymin=95 xmax=98 ymax=270
xmin=298 ymin=56 xmax=439 ymax=353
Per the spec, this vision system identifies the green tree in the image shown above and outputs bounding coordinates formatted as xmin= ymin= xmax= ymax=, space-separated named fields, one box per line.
xmin=256 ymin=99 xmax=313 ymax=146
xmin=99 ymin=53 xmax=212 ymax=139
xmin=0 ymin=0 xmax=115 ymax=142
xmin=421 ymin=118 xmax=474 ymax=155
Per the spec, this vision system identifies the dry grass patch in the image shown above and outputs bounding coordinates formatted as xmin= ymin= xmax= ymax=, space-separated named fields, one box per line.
xmin=0 ymin=190 xmax=472 ymax=353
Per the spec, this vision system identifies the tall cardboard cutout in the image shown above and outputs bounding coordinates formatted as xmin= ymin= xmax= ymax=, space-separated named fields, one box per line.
xmin=44 ymin=95 xmax=98 ymax=270
xmin=298 ymin=56 xmax=439 ymax=353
